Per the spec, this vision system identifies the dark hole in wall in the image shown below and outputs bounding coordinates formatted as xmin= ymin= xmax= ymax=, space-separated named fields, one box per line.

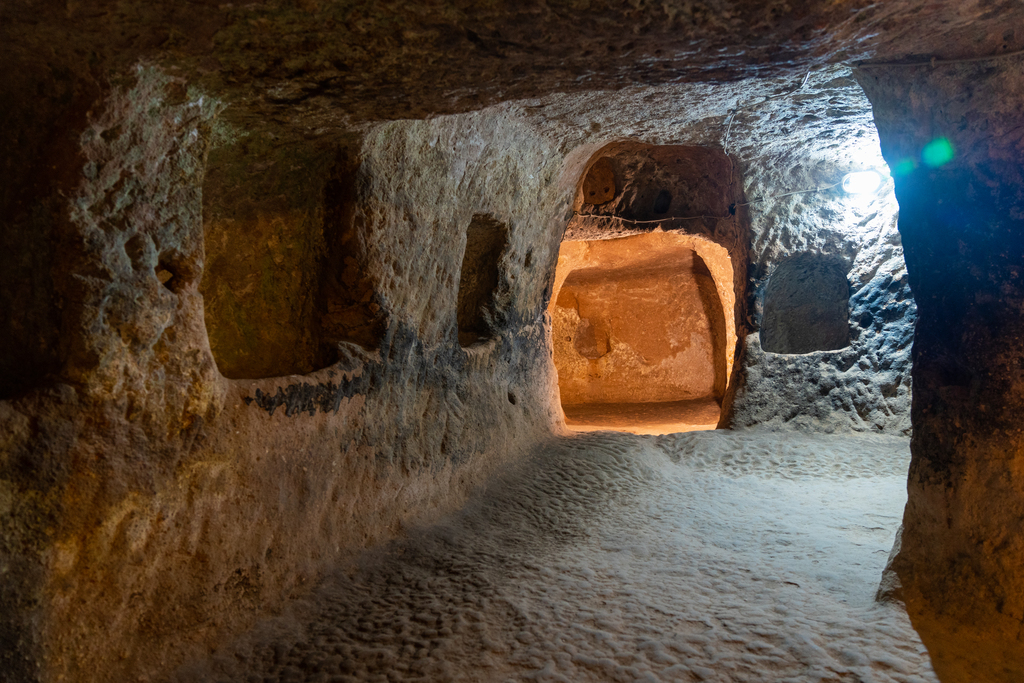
xmin=156 ymin=249 xmax=196 ymax=295
xmin=653 ymin=189 xmax=672 ymax=214
xmin=318 ymin=155 xmax=386 ymax=352
xmin=124 ymin=234 xmax=148 ymax=271
xmin=582 ymin=157 xmax=616 ymax=205
xmin=201 ymin=143 xmax=382 ymax=379
xmin=124 ymin=234 xmax=192 ymax=295
xmin=577 ymin=144 xmax=733 ymax=222
xmin=761 ymin=252 xmax=850 ymax=354
xmin=456 ymin=214 xmax=509 ymax=347
xmin=156 ymin=266 xmax=176 ymax=290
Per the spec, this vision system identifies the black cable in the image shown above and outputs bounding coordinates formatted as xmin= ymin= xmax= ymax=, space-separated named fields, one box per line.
xmin=570 ymin=213 xmax=728 ymax=225
xmin=733 ymin=182 xmax=842 ymax=208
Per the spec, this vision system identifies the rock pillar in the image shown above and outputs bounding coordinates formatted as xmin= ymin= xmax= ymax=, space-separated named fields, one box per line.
xmin=857 ymin=57 xmax=1024 ymax=682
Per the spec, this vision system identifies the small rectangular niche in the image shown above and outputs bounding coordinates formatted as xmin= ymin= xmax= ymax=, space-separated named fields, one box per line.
xmin=201 ymin=146 xmax=383 ymax=379
xmin=456 ymin=214 xmax=509 ymax=347
xmin=761 ymin=252 xmax=850 ymax=354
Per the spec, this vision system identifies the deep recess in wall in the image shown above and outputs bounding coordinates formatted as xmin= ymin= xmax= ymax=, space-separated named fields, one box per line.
xmin=556 ymin=142 xmax=746 ymax=434
xmin=552 ymin=232 xmax=735 ymax=434
xmin=761 ymin=253 xmax=851 ymax=354
xmin=201 ymin=146 xmax=383 ymax=379
xmin=317 ymin=156 xmax=387 ymax=353
xmin=456 ymin=214 xmax=509 ymax=347
xmin=576 ymin=143 xmax=733 ymax=221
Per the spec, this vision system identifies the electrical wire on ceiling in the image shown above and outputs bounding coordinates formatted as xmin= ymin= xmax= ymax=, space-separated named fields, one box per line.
xmin=570 ymin=213 xmax=727 ymax=226
xmin=570 ymin=176 xmax=849 ymax=232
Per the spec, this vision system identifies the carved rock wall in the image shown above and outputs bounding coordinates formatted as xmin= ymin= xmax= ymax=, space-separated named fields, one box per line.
xmin=528 ymin=67 xmax=915 ymax=435
xmin=725 ymin=69 xmax=915 ymax=434
xmin=858 ymin=55 xmax=1024 ymax=682
xmin=0 ymin=67 xmax=571 ymax=683
xmin=0 ymin=59 xmax=926 ymax=683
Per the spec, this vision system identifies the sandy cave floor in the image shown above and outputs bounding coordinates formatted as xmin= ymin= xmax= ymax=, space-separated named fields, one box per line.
xmin=176 ymin=429 xmax=936 ymax=683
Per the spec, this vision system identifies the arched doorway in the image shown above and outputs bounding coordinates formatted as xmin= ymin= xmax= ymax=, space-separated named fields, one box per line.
xmin=551 ymin=231 xmax=737 ymax=433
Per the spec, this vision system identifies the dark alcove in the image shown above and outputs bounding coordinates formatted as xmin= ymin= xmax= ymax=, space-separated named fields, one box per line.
xmin=761 ymin=253 xmax=850 ymax=354
xmin=456 ymin=214 xmax=509 ymax=347
xmin=201 ymin=145 xmax=384 ymax=379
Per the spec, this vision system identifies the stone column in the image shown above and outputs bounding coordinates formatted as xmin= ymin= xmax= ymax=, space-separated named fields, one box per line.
xmin=857 ymin=58 xmax=1024 ymax=682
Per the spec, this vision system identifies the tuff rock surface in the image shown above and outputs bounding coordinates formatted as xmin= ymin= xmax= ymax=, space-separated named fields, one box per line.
xmin=859 ymin=53 xmax=1024 ymax=683
xmin=2 ymin=1 xmax=1024 ymax=682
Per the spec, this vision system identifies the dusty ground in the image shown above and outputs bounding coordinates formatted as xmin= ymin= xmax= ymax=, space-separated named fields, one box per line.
xmin=175 ymin=429 xmax=932 ymax=683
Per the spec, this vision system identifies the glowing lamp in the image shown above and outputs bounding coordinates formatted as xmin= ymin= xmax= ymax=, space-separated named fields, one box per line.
xmin=841 ymin=170 xmax=882 ymax=195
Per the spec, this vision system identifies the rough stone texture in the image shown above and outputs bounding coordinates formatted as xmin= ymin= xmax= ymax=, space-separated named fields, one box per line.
xmin=168 ymin=430 xmax=930 ymax=683
xmin=4 ymin=1 xmax=1024 ymax=681
xmin=0 ymin=60 xmax=925 ymax=681
xmin=723 ymin=69 xmax=915 ymax=434
xmin=1 ymin=66 xmax=225 ymax=682
xmin=0 ymin=70 xmax=572 ymax=683
xmin=761 ymin=252 xmax=851 ymax=354
xmin=858 ymin=54 xmax=1024 ymax=683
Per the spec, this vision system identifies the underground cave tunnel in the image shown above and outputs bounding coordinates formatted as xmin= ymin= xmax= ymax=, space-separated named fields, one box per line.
xmin=5 ymin=3 xmax=1024 ymax=682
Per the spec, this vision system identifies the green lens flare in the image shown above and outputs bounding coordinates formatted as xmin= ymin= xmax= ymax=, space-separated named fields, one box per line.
xmin=922 ymin=138 xmax=955 ymax=167
xmin=892 ymin=158 xmax=917 ymax=177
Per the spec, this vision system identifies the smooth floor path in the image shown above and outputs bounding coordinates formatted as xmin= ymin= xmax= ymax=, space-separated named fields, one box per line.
xmin=175 ymin=429 xmax=935 ymax=683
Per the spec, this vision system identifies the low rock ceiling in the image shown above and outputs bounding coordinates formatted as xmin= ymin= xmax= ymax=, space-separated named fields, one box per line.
xmin=4 ymin=0 xmax=1023 ymax=134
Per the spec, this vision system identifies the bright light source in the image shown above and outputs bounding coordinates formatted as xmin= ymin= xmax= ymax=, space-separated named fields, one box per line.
xmin=841 ymin=170 xmax=882 ymax=195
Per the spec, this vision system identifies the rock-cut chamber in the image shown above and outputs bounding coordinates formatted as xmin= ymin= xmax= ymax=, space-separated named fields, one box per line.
xmin=551 ymin=232 xmax=736 ymax=434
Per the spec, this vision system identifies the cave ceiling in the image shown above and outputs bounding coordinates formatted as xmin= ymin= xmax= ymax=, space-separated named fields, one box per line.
xmin=4 ymin=0 xmax=1023 ymax=143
